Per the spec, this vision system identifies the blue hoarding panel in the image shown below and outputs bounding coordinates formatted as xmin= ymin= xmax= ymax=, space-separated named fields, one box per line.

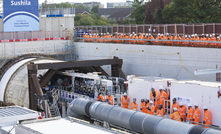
xmin=3 ymin=0 xmax=39 ymax=32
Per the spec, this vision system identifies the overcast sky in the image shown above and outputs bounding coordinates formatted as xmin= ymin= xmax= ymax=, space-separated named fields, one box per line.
xmin=39 ymin=0 xmax=129 ymax=8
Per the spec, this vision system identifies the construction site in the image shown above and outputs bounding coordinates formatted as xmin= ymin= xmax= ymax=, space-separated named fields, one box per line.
xmin=0 ymin=3 xmax=221 ymax=134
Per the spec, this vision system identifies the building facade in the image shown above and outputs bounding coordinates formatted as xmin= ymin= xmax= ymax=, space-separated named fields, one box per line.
xmin=107 ymin=0 xmax=133 ymax=8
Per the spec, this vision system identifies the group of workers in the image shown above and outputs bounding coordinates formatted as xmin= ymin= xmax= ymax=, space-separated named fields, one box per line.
xmin=97 ymin=86 xmax=212 ymax=128
xmin=83 ymin=32 xmax=221 ymax=48
xmin=170 ymin=98 xmax=212 ymax=128
xmin=97 ymin=92 xmax=114 ymax=105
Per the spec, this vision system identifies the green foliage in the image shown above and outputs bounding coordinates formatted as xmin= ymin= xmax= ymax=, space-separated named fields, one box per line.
xmin=56 ymin=2 xmax=73 ymax=8
xmin=108 ymin=19 xmax=117 ymax=25
xmin=42 ymin=2 xmax=73 ymax=9
xmin=73 ymin=4 xmax=88 ymax=9
xmin=162 ymin=0 xmax=221 ymax=23
xmin=78 ymin=14 xmax=95 ymax=26
xmin=96 ymin=20 xmax=108 ymax=25
xmin=75 ymin=14 xmax=109 ymax=26
xmin=131 ymin=0 xmax=145 ymax=24
xmin=91 ymin=5 xmax=99 ymax=14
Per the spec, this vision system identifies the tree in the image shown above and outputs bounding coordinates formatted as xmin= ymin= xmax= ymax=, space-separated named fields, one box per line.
xmin=108 ymin=19 xmax=117 ymax=25
xmin=96 ymin=20 xmax=108 ymax=25
xmin=131 ymin=0 xmax=146 ymax=24
xmin=91 ymin=5 xmax=99 ymax=14
xmin=162 ymin=0 xmax=221 ymax=23
xmin=145 ymin=0 xmax=170 ymax=24
xmin=75 ymin=14 xmax=95 ymax=26
xmin=73 ymin=3 xmax=88 ymax=9
xmin=56 ymin=2 xmax=72 ymax=8
xmin=41 ymin=2 xmax=73 ymax=9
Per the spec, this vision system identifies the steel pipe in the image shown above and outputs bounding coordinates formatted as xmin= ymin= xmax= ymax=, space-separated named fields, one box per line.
xmin=68 ymin=98 xmax=221 ymax=134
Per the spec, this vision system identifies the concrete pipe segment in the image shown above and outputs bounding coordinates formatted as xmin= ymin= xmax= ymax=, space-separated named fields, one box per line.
xmin=68 ymin=98 xmax=221 ymax=134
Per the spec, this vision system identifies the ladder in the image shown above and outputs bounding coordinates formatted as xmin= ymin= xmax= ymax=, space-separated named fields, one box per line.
xmin=49 ymin=102 xmax=60 ymax=117
xmin=49 ymin=89 xmax=61 ymax=117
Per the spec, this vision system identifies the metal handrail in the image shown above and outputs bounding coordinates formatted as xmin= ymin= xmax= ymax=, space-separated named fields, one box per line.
xmin=75 ymin=37 xmax=221 ymax=45
xmin=39 ymin=8 xmax=75 ymax=16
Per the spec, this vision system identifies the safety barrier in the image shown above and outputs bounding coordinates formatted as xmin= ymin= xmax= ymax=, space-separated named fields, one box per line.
xmin=0 ymin=31 xmax=71 ymax=42
xmin=58 ymin=89 xmax=94 ymax=103
xmin=39 ymin=8 xmax=75 ymax=16
xmin=76 ymin=37 xmax=221 ymax=48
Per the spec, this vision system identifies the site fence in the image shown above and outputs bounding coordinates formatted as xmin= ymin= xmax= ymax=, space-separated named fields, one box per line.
xmin=75 ymin=23 xmax=221 ymax=36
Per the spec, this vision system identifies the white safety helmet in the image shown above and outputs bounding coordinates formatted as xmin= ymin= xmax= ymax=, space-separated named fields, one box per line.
xmin=123 ymin=92 xmax=127 ymax=96
xmin=203 ymin=105 xmax=208 ymax=110
xmin=194 ymin=103 xmax=199 ymax=107
xmin=188 ymin=103 xmax=192 ymax=107
xmin=150 ymin=101 xmax=153 ymax=104
xmin=180 ymin=102 xmax=184 ymax=106
xmin=173 ymin=107 xmax=178 ymax=111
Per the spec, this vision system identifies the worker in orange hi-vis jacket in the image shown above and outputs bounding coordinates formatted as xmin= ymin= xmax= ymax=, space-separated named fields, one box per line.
xmin=193 ymin=103 xmax=200 ymax=125
xmin=97 ymin=93 xmax=104 ymax=102
xmin=148 ymin=101 xmax=155 ymax=115
xmin=156 ymin=104 xmax=164 ymax=117
xmin=121 ymin=92 xmax=129 ymax=109
xmin=164 ymin=88 xmax=170 ymax=109
xmin=105 ymin=93 xmax=113 ymax=105
xmin=179 ymin=102 xmax=187 ymax=122
xmin=144 ymin=99 xmax=150 ymax=114
xmin=150 ymin=88 xmax=159 ymax=110
xmin=170 ymin=107 xmax=181 ymax=122
xmin=187 ymin=103 xmax=194 ymax=124
xmin=203 ymin=105 xmax=212 ymax=128
xmin=171 ymin=98 xmax=180 ymax=113
xmin=140 ymin=99 xmax=146 ymax=113
xmin=159 ymin=86 xmax=167 ymax=108
xmin=130 ymin=98 xmax=138 ymax=111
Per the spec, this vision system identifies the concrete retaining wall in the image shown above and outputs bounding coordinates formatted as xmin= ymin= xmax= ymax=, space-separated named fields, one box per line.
xmin=0 ymin=40 xmax=72 ymax=59
xmin=74 ymin=42 xmax=221 ymax=81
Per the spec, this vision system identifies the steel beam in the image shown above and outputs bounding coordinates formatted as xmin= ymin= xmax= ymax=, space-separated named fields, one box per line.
xmin=28 ymin=58 xmax=122 ymax=70
xmin=40 ymin=69 xmax=57 ymax=88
